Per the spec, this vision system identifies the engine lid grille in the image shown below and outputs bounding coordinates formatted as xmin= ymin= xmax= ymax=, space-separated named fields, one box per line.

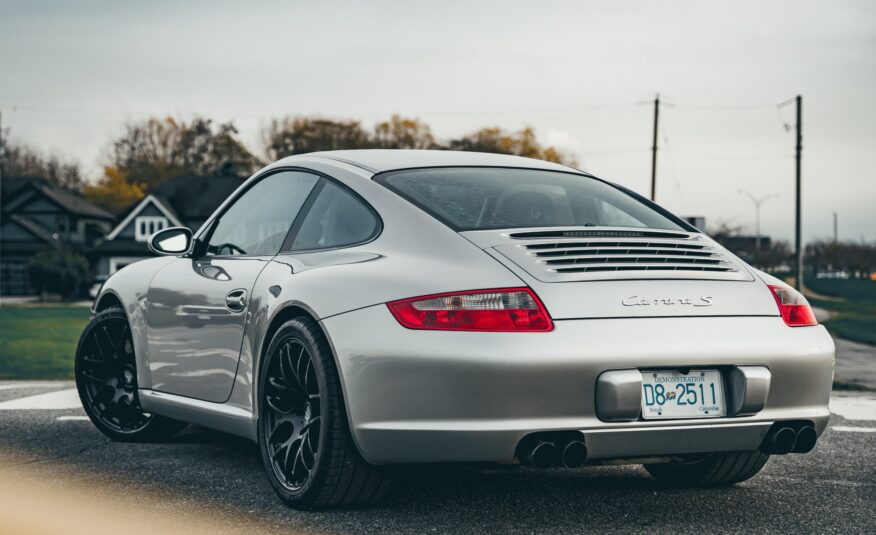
xmin=493 ymin=228 xmax=752 ymax=282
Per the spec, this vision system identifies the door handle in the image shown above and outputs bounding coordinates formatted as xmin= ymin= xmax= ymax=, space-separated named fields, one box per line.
xmin=225 ymin=289 xmax=248 ymax=312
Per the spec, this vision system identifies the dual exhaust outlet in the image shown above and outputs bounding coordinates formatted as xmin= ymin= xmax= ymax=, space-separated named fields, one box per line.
xmin=518 ymin=434 xmax=587 ymax=469
xmin=762 ymin=424 xmax=818 ymax=455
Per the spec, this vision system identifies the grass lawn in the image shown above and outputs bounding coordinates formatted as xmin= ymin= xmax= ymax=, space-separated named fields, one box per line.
xmin=0 ymin=306 xmax=91 ymax=379
xmin=805 ymin=278 xmax=876 ymax=345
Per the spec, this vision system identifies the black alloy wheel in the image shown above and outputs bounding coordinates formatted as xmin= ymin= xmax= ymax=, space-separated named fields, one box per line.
xmin=257 ymin=317 xmax=390 ymax=509
xmin=263 ymin=338 xmax=322 ymax=490
xmin=75 ymin=307 xmax=185 ymax=441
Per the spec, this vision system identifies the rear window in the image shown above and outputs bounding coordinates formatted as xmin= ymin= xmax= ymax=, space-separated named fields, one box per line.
xmin=374 ymin=167 xmax=686 ymax=232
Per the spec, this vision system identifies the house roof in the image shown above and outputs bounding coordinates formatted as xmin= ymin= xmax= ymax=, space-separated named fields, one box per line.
xmin=3 ymin=177 xmax=114 ymax=220
xmin=5 ymin=214 xmax=61 ymax=247
xmin=104 ymin=194 xmax=184 ymax=241
xmin=101 ymin=174 xmax=245 ymax=243
xmin=152 ymin=174 xmax=245 ymax=221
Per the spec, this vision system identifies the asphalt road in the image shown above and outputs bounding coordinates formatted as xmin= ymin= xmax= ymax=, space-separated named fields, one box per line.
xmin=0 ymin=382 xmax=874 ymax=534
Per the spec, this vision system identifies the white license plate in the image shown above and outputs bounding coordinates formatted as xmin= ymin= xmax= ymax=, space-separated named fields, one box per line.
xmin=641 ymin=369 xmax=725 ymax=420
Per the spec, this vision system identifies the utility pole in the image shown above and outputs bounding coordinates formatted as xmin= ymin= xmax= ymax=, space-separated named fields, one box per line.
xmin=737 ymin=190 xmax=779 ymax=251
xmin=794 ymin=95 xmax=803 ymax=292
xmin=650 ymin=94 xmax=659 ymax=201
xmin=833 ymin=212 xmax=838 ymax=243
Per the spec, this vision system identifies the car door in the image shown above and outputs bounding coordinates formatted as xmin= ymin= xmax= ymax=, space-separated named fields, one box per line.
xmin=144 ymin=170 xmax=320 ymax=402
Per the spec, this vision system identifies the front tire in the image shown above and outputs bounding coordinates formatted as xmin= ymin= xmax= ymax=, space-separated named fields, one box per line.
xmin=75 ymin=306 xmax=186 ymax=442
xmin=257 ymin=317 xmax=390 ymax=509
xmin=644 ymin=451 xmax=770 ymax=486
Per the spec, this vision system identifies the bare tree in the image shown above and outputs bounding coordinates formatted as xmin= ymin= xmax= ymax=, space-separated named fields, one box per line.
xmin=0 ymin=139 xmax=84 ymax=191
xmin=108 ymin=116 xmax=261 ymax=191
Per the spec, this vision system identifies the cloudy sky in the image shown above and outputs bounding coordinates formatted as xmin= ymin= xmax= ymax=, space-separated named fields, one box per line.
xmin=1 ymin=0 xmax=874 ymax=242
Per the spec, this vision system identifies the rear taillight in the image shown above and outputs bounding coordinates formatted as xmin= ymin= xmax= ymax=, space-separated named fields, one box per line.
xmin=387 ymin=287 xmax=553 ymax=332
xmin=767 ymin=284 xmax=817 ymax=327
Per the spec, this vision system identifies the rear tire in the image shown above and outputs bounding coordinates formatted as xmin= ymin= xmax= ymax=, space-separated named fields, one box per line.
xmin=75 ymin=306 xmax=187 ymax=442
xmin=644 ymin=451 xmax=770 ymax=486
xmin=257 ymin=317 xmax=390 ymax=509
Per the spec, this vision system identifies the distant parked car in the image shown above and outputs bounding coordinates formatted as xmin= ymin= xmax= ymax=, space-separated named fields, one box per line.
xmin=78 ymin=150 xmax=835 ymax=509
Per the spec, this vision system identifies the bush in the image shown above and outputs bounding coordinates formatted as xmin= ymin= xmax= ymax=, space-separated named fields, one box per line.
xmin=27 ymin=250 xmax=91 ymax=300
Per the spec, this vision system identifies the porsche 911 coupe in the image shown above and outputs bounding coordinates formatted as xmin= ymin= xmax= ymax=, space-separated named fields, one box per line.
xmin=77 ymin=150 xmax=834 ymax=509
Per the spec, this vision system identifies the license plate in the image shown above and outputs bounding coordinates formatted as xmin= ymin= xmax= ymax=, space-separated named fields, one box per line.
xmin=641 ymin=369 xmax=725 ymax=420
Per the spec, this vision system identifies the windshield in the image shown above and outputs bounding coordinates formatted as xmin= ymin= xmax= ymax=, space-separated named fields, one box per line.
xmin=375 ymin=167 xmax=686 ymax=231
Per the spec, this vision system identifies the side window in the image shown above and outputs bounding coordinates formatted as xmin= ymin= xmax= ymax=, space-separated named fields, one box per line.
xmin=206 ymin=171 xmax=320 ymax=256
xmin=289 ymin=180 xmax=379 ymax=251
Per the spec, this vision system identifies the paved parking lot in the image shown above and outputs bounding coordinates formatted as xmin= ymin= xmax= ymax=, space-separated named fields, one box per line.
xmin=0 ymin=382 xmax=874 ymax=534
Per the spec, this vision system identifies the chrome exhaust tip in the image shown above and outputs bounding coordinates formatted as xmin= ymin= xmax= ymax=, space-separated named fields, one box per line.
xmin=769 ymin=426 xmax=797 ymax=455
xmin=793 ymin=426 xmax=817 ymax=453
xmin=560 ymin=440 xmax=588 ymax=468
xmin=520 ymin=439 xmax=559 ymax=469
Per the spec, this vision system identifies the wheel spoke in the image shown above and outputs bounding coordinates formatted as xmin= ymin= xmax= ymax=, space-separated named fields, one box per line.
xmin=91 ymin=331 xmax=108 ymax=361
xmin=81 ymin=354 xmax=104 ymax=365
xmin=301 ymin=415 xmax=321 ymax=432
xmin=269 ymin=421 xmax=293 ymax=445
xmin=285 ymin=343 xmax=307 ymax=393
xmin=115 ymin=324 xmax=130 ymax=352
xmin=264 ymin=336 xmax=321 ymax=490
xmin=303 ymin=358 xmax=315 ymax=395
xmin=266 ymin=394 xmax=293 ymax=414
xmin=288 ymin=440 xmax=304 ymax=480
xmin=268 ymin=376 xmax=289 ymax=391
xmin=80 ymin=370 xmax=106 ymax=385
xmin=302 ymin=432 xmax=315 ymax=469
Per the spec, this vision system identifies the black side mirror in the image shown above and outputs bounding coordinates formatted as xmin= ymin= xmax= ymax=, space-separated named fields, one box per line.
xmin=148 ymin=227 xmax=193 ymax=256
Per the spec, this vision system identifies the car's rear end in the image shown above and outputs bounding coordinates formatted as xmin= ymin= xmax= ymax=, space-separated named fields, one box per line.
xmin=323 ymin=163 xmax=834 ymax=481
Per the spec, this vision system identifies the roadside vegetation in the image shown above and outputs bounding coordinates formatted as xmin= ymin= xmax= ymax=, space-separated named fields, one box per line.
xmin=0 ymin=306 xmax=90 ymax=379
xmin=806 ymin=278 xmax=876 ymax=346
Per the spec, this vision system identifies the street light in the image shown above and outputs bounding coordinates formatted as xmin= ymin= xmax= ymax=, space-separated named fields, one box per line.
xmin=737 ymin=190 xmax=780 ymax=251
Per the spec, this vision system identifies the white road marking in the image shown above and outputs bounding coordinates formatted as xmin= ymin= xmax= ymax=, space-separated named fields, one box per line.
xmin=0 ymin=382 xmax=69 ymax=391
xmin=0 ymin=389 xmax=81 ymax=410
xmin=829 ymin=396 xmax=876 ymax=422
xmin=832 ymin=426 xmax=876 ymax=433
xmin=56 ymin=416 xmax=89 ymax=421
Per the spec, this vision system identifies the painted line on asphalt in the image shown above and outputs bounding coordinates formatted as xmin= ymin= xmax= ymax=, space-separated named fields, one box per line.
xmin=0 ymin=382 xmax=69 ymax=391
xmin=829 ymin=396 xmax=876 ymax=422
xmin=0 ymin=389 xmax=81 ymax=410
xmin=832 ymin=426 xmax=876 ymax=433
xmin=56 ymin=416 xmax=90 ymax=421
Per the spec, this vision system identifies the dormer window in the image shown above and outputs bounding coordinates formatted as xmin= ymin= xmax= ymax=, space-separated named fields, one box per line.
xmin=135 ymin=216 xmax=168 ymax=241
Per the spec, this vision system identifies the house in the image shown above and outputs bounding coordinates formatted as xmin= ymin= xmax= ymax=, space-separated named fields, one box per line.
xmin=93 ymin=174 xmax=245 ymax=276
xmin=1 ymin=178 xmax=114 ymax=295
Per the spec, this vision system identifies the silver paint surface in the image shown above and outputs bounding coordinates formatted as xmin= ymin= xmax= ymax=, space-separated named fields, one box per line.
xmin=90 ymin=150 xmax=835 ymax=465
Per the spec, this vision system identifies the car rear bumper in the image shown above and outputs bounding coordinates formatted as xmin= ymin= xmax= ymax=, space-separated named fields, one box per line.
xmin=321 ymin=306 xmax=835 ymax=465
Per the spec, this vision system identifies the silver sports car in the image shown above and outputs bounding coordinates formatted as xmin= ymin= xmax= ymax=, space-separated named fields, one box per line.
xmin=77 ymin=150 xmax=834 ymax=509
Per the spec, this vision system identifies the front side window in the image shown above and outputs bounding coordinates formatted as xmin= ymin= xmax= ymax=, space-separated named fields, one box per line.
xmin=375 ymin=167 xmax=685 ymax=231
xmin=289 ymin=180 xmax=380 ymax=251
xmin=206 ymin=171 xmax=319 ymax=256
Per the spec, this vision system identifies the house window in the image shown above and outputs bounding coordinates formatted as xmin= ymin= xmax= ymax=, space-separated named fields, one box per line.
xmin=134 ymin=216 xmax=169 ymax=241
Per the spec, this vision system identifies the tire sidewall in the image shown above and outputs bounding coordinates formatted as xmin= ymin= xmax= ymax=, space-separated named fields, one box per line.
xmin=257 ymin=318 xmax=331 ymax=505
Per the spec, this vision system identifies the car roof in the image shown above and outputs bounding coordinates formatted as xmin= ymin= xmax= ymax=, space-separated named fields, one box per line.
xmin=294 ymin=149 xmax=581 ymax=175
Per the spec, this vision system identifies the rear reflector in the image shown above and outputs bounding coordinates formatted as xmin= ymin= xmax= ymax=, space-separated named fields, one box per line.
xmin=387 ymin=288 xmax=553 ymax=332
xmin=767 ymin=285 xmax=817 ymax=327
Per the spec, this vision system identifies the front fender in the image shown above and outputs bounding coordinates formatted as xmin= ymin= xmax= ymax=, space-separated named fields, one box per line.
xmin=94 ymin=256 xmax=176 ymax=389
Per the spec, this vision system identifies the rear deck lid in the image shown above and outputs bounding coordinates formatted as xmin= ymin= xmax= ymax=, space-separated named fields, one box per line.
xmin=462 ymin=227 xmax=780 ymax=319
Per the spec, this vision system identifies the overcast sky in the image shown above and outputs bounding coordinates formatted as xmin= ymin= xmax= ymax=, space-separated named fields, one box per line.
xmin=1 ymin=0 xmax=874 ymax=242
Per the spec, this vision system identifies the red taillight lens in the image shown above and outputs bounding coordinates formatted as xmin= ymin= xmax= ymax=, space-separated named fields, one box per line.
xmin=767 ymin=284 xmax=817 ymax=327
xmin=387 ymin=288 xmax=553 ymax=332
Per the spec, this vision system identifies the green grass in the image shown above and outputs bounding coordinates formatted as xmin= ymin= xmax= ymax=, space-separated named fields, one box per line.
xmin=806 ymin=278 xmax=876 ymax=345
xmin=0 ymin=306 xmax=91 ymax=379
